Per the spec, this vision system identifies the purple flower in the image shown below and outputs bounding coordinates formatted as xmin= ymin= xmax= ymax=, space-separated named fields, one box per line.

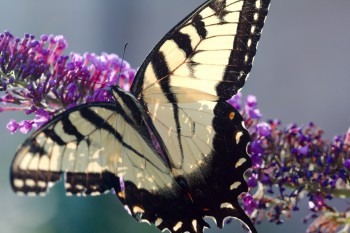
xmin=240 ymin=92 xmax=350 ymax=229
xmin=344 ymin=159 xmax=350 ymax=170
xmin=245 ymin=95 xmax=257 ymax=108
xmin=298 ymin=145 xmax=309 ymax=156
xmin=6 ymin=119 xmax=19 ymax=133
xmin=249 ymin=140 xmax=264 ymax=156
xmin=242 ymin=193 xmax=258 ymax=215
xmin=308 ymin=194 xmax=325 ymax=211
xmin=33 ymin=108 xmax=51 ymax=128
xmin=256 ymin=122 xmax=271 ymax=137
xmin=247 ymin=108 xmax=262 ymax=119
xmin=0 ymin=31 xmax=136 ymax=133
xmin=241 ymin=95 xmax=262 ymax=119
xmin=251 ymin=154 xmax=264 ymax=169
xmin=228 ymin=92 xmax=242 ymax=110
xmin=247 ymin=173 xmax=258 ymax=188
xmin=18 ymin=120 xmax=33 ymax=134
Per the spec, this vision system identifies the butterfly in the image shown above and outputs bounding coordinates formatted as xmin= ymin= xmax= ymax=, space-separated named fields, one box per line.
xmin=10 ymin=0 xmax=270 ymax=232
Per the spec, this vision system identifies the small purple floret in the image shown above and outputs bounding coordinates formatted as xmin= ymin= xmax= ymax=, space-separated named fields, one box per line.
xmin=256 ymin=122 xmax=271 ymax=137
xmin=245 ymin=95 xmax=257 ymax=108
xmin=228 ymin=92 xmax=242 ymax=110
xmin=242 ymin=193 xmax=258 ymax=215
xmin=18 ymin=120 xmax=33 ymax=134
xmin=247 ymin=173 xmax=258 ymax=188
xmin=344 ymin=159 xmax=350 ymax=170
xmin=298 ymin=145 xmax=309 ymax=156
xmin=6 ymin=119 xmax=19 ymax=133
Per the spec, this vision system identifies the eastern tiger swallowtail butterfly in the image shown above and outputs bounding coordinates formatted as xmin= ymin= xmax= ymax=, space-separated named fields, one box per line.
xmin=10 ymin=0 xmax=270 ymax=232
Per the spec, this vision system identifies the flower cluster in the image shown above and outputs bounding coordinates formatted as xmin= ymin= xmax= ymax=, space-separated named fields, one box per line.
xmin=0 ymin=31 xmax=136 ymax=133
xmin=230 ymin=93 xmax=350 ymax=233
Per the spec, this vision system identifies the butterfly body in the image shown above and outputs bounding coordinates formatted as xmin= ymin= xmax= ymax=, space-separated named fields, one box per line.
xmin=11 ymin=0 xmax=271 ymax=232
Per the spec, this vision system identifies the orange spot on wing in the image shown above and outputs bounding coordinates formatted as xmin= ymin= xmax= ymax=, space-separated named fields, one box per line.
xmin=229 ymin=112 xmax=235 ymax=120
xmin=118 ymin=191 xmax=125 ymax=199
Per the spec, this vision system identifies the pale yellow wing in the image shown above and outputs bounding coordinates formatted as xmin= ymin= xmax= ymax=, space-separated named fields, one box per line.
xmin=11 ymin=103 xmax=173 ymax=196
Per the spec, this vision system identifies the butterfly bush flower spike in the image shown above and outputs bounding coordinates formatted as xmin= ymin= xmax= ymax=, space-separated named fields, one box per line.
xmin=228 ymin=94 xmax=350 ymax=233
xmin=0 ymin=31 xmax=136 ymax=133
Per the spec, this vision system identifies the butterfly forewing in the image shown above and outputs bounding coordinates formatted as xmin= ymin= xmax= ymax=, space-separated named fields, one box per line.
xmin=11 ymin=101 xmax=174 ymax=196
xmin=131 ymin=0 xmax=270 ymax=101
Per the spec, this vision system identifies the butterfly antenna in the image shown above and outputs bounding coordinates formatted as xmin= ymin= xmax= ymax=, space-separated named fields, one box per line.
xmin=116 ymin=43 xmax=128 ymax=87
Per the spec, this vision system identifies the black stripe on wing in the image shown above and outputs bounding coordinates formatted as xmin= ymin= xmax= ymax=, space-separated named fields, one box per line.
xmin=129 ymin=0 xmax=214 ymax=95
xmin=192 ymin=14 xmax=207 ymax=39
xmin=218 ymin=0 xmax=271 ymax=99
xmin=62 ymin=117 xmax=85 ymax=143
xmin=78 ymin=107 xmax=147 ymax=158
xmin=172 ymin=31 xmax=193 ymax=58
xmin=149 ymin=52 xmax=185 ymax=162
xmin=10 ymin=101 xmax=166 ymax=196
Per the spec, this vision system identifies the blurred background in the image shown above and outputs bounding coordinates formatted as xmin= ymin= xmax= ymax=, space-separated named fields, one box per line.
xmin=0 ymin=0 xmax=349 ymax=233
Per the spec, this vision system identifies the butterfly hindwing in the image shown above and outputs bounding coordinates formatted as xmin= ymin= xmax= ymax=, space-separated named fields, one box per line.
xmin=123 ymin=100 xmax=254 ymax=233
